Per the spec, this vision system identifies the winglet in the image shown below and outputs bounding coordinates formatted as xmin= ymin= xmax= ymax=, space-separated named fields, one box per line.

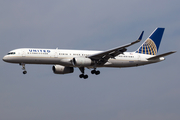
xmin=138 ymin=31 xmax=144 ymax=41
xmin=131 ymin=31 xmax=144 ymax=45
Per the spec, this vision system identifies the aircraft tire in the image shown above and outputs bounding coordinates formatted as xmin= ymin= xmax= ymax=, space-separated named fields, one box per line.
xmin=95 ymin=70 xmax=100 ymax=75
xmin=79 ymin=74 xmax=84 ymax=78
xmin=91 ymin=70 xmax=95 ymax=74
xmin=84 ymin=75 xmax=88 ymax=79
xmin=23 ymin=71 xmax=27 ymax=74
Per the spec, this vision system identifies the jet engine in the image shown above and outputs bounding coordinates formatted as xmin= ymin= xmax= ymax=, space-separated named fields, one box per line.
xmin=72 ymin=57 xmax=93 ymax=67
xmin=52 ymin=65 xmax=74 ymax=74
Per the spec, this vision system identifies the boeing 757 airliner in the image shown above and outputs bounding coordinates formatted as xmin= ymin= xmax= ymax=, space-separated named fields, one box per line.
xmin=3 ymin=28 xmax=176 ymax=79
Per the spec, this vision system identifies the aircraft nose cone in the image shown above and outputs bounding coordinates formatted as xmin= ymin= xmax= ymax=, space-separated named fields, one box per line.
xmin=3 ymin=56 xmax=5 ymax=61
xmin=2 ymin=56 xmax=8 ymax=62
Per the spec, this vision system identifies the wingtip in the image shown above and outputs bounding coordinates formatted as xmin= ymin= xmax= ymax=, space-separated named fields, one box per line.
xmin=171 ymin=51 xmax=177 ymax=53
xmin=138 ymin=31 xmax=144 ymax=41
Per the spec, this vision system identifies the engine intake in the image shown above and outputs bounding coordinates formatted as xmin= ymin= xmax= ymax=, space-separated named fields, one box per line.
xmin=52 ymin=65 xmax=74 ymax=74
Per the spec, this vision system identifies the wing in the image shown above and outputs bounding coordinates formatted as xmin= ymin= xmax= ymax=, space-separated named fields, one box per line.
xmin=88 ymin=31 xmax=144 ymax=64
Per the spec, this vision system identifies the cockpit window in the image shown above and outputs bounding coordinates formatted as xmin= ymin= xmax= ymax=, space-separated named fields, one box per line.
xmin=7 ymin=52 xmax=16 ymax=55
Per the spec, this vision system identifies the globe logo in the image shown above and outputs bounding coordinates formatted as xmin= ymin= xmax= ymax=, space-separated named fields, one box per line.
xmin=136 ymin=39 xmax=157 ymax=55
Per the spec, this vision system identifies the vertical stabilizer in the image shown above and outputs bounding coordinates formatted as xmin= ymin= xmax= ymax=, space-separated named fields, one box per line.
xmin=136 ymin=28 xmax=165 ymax=55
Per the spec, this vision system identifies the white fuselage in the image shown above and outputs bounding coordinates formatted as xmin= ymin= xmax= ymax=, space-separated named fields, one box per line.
xmin=3 ymin=48 xmax=163 ymax=68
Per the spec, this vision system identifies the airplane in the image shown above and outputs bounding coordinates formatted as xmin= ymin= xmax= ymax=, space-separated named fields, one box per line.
xmin=2 ymin=27 xmax=176 ymax=79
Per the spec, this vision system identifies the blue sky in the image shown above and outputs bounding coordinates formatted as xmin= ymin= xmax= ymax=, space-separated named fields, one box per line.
xmin=0 ymin=1 xmax=180 ymax=120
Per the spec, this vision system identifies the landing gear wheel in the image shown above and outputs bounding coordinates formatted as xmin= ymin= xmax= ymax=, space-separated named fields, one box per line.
xmin=91 ymin=70 xmax=100 ymax=75
xmin=91 ymin=70 xmax=96 ymax=74
xmin=79 ymin=74 xmax=88 ymax=79
xmin=23 ymin=71 xmax=27 ymax=74
xmin=78 ymin=67 xmax=88 ymax=79
xmin=83 ymin=75 xmax=88 ymax=79
xmin=95 ymin=70 xmax=100 ymax=75
xmin=79 ymin=74 xmax=84 ymax=78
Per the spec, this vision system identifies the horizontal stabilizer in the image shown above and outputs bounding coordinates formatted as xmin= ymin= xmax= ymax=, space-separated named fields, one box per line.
xmin=147 ymin=51 xmax=176 ymax=60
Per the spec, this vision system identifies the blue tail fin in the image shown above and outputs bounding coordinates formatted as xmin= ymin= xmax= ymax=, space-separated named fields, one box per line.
xmin=135 ymin=28 xmax=165 ymax=55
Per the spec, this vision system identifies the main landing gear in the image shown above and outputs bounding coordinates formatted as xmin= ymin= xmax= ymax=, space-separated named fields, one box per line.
xmin=91 ymin=69 xmax=100 ymax=75
xmin=79 ymin=74 xmax=88 ymax=79
xmin=19 ymin=63 xmax=27 ymax=74
xmin=79 ymin=67 xmax=88 ymax=79
xmin=78 ymin=67 xmax=100 ymax=79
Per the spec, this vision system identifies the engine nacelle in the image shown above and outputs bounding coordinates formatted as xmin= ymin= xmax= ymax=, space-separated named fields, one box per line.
xmin=72 ymin=57 xmax=93 ymax=67
xmin=52 ymin=65 xmax=74 ymax=74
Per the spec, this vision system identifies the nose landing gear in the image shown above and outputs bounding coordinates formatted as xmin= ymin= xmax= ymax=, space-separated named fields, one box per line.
xmin=20 ymin=63 xmax=27 ymax=74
